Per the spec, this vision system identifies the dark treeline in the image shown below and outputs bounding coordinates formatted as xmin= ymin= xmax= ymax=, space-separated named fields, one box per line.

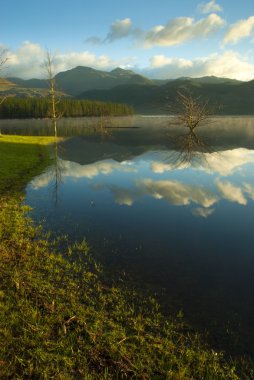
xmin=0 ymin=97 xmax=134 ymax=118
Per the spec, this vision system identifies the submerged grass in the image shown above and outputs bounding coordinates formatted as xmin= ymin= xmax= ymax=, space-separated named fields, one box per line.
xmin=0 ymin=134 xmax=249 ymax=379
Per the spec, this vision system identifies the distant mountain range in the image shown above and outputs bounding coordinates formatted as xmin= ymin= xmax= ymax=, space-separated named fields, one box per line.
xmin=1 ymin=66 xmax=254 ymax=115
xmin=6 ymin=67 xmax=154 ymax=96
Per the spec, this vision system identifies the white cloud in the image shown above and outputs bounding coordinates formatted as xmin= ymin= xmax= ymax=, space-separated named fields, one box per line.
xmin=216 ymin=180 xmax=247 ymax=205
xmin=150 ymin=55 xmax=193 ymax=69
xmin=4 ymin=41 xmax=134 ymax=79
xmin=85 ymin=14 xmax=225 ymax=48
xmin=143 ymin=14 xmax=225 ymax=47
xmin=4 ymin=41 xmax=45 ymax=78
xmin=198 ymin=0 xmax=223 ymax=14
xmin=106 ymin=18 xmax=133 ymax=41
xmin=86 ymin=18 xmax=139 ymax=45
xmin=147 ymin=50 xmax=254 ymax=81
xmin=223 ymin=16 xmax=254 ymax=45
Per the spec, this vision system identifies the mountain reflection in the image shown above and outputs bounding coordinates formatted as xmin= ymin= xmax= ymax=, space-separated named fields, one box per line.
xmin=29 ymin=143 xmax=254 ymax=218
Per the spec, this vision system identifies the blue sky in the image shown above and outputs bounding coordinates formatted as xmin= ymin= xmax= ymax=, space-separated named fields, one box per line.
xmin=1 ymin=0 xmax=254 ymax=80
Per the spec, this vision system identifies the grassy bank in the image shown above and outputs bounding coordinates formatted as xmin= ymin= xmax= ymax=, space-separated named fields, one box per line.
xmin=0 ymin=135 xmax=55 ymax=194
xmin=0 ymin=135 xmax=244 ymax=379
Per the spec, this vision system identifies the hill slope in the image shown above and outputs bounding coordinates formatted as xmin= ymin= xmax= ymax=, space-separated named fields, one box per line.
xmin=7 ymin=67 xmax=155 ymax=97
xmin=78 ymin=77 xmax=254 ymax=115
xmin=54 ymin=66 xmax=154 ymax=96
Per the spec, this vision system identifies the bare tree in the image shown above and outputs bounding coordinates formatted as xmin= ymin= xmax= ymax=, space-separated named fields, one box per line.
xmin=43 ymin=51 xmax=64 ymax=204
xmin=0 ymin=48 xmax=8 ymax=107
xmin=0 ymin=95 xmax=6 ymax=106
xmin=52 ymin=141 xmax=64 ymax=207
xmin=44 ymin=50 xmax=59 ymax=138
xmin=0 ymin=49 xmax=8 ymax=135
xmin=174 ymin=91 xmax=213 ymax=130
xmin=0 ymin=48 xmax=8 ymax=70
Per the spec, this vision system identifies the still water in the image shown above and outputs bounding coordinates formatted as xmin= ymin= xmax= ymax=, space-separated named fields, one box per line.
xmin=3 ymin=116 xmax=254 ymax=356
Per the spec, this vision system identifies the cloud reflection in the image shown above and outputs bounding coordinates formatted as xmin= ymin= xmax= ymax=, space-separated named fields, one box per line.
xmin=92 ymin=178 xmax=218 ymax=210
xmin=31 ymin=159 xmax=136 ymax=189
xmin=216 ymin=180 xmax=247 ymax=205
xmin=244 ymin=183 xmax=254 ymax=201
xmin=91 ymin=183 xmax=138 ymax=206
xmin=192 ymin=207 xmax=215 ymax=218
xmin=151 ymin=148 xmax=254 ymax=176
xmin=30 ymin=148 xmax=254 ymax=219
xmin=137 ymin=179 xmax=218 ymax=207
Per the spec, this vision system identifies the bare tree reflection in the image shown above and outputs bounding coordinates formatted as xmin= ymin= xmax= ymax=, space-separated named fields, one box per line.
xmin=51 ymin=140 xmax=63 ymax=206
xmin=0 ymin=49 xmax=9 ymax=134
xmin=93 ymin=115 xmax=112 ymax=141
xmin=169 ymin=128 xmax=213 ymax=167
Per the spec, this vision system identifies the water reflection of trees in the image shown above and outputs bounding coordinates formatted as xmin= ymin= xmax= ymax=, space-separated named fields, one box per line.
xmin=43 ymin=117 xmax=112 ymax=207
xmin=169 ymin=127 xmax=213 ymax=167
xmin=93 ymin=115 xmax=112 ymax=141
xmin=51 ymin=140 xmax=64 ymax=207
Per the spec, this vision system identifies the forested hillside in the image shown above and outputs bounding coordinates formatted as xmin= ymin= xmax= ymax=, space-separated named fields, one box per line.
xmin=0 ymin=98 xmax=133 ymax=118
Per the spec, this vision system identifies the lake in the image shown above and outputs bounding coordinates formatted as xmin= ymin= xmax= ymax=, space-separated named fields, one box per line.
xmin=2 ymin=115 xmax=254 ymax=358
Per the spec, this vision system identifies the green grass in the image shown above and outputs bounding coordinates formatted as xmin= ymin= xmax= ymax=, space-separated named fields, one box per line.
xmin=0 ymin=134 xmax=250 ymax=379
xmin=0 ymin=135 xmax=56 ymax=194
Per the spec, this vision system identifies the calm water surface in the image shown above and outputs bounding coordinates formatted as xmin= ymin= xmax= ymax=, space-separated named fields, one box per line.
xmin=3 ymin=116 xmax=254 ymax=356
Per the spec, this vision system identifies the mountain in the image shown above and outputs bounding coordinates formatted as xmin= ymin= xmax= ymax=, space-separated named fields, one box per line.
xmin=0 ymin=77 xmax=55 ymax=98
xmin=54 ymin=66 xmax=154 ymax=96
xmin=0 ymin=78 xmax=68 ymax=98
xmin=78 ymin=83 xmax=161 ymax=113
xmin=171 ymin=76 xmax=241 ymax=85
xmin=3 ymin=66 xmax=254 ymax=114
xmin=8 ymin=77 xmax=48 ymax=89
xmin=0 ymin=78 xmax=16 ymax=91
xmin=5 ymin=67 xmax=155 ymax=97
xmin=78 ymin=76 xmax=254 ymax=115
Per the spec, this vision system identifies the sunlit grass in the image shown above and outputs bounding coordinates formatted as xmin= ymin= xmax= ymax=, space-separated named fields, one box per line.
xmin=0 ymin=134 xmax=57 ymax=144
xmin=0 ymin=135 xmax=56 ymax=194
